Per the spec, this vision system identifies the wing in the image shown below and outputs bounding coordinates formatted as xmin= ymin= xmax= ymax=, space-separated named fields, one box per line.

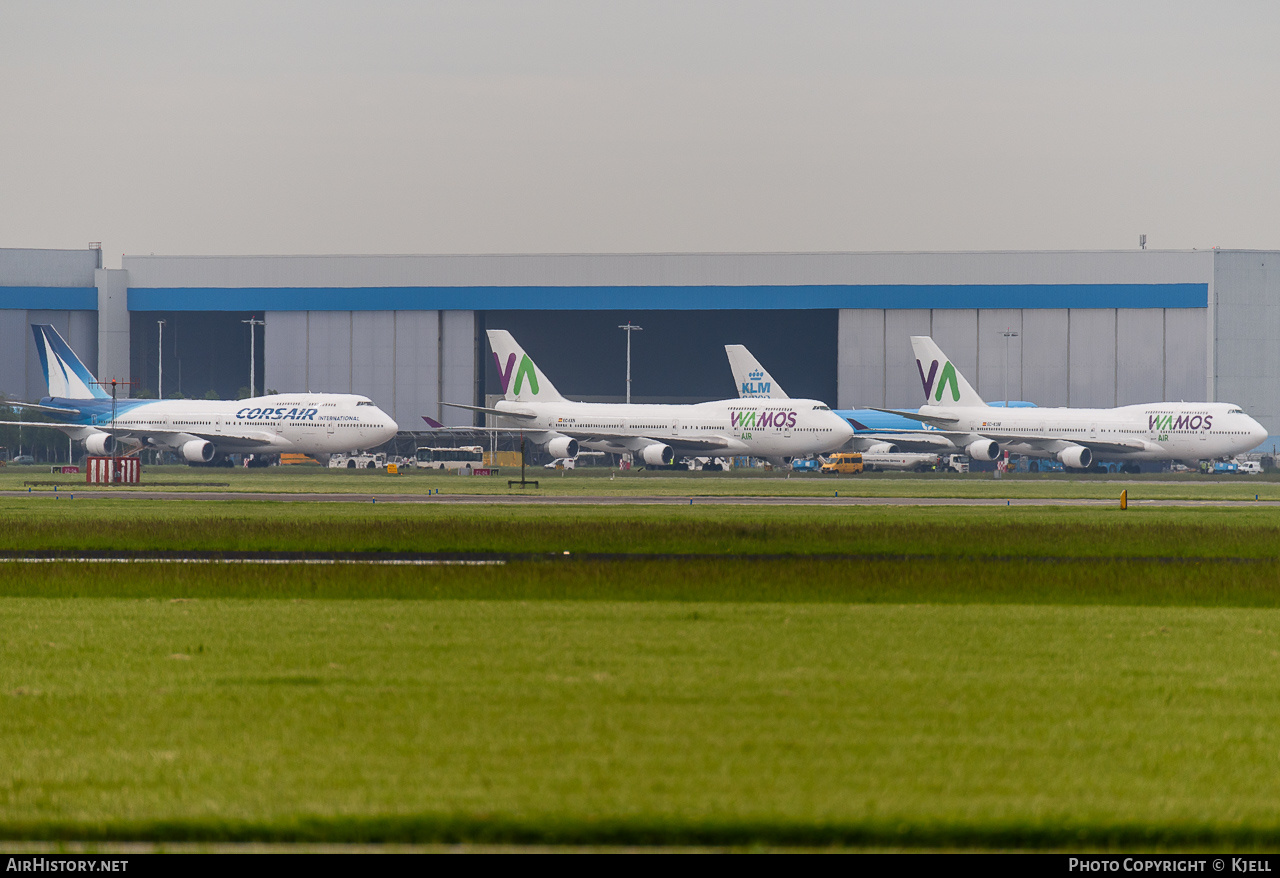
xmin=441 ymin=402 xmax=537 ymax=420
xmin=5 ymin=400 xmax=81 ymax=416
xmin=998 ymin=436 xmax=1150 ymax=456
xmin=852 ymin=431 xmax=960 ymax=452
xmin=867 ymin=407 xmax=960 ymax=425
xmin=10 ymin=420 xmax=89 ymax=431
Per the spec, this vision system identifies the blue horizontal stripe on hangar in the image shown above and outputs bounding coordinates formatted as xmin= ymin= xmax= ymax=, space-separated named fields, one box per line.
xmin=0 ymin=287 xmax=98 ymax=310
xmin=126 ymin=283 xmax=1209 ymax=312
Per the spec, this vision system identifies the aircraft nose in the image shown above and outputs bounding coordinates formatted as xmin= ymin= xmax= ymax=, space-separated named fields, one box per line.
xmin=834 ymin=414 xmax=855 ymax=440
xmin=380 ymin=412 xmax=400 ymax=441
xmin=1252 ymin=419 xmax=1268 ymax=445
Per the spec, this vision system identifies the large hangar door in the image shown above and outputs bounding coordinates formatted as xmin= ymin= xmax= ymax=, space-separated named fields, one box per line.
xmin=481 ymin=310 xmax=838 ymax=405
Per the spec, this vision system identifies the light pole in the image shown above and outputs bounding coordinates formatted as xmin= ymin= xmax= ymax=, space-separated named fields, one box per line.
xmin=618 ymin=322 xmax=643 ymax=404
xmin=241 ymin=316 xmax=265 ymax=398
xmin=1002 ymin=329 xmax=1019 ymax=408
xmin=157 ymin=319 xmax=166 ymax=399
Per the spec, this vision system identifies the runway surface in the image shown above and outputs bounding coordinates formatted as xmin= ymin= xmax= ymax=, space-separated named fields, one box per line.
xmin=2 ymin=489 xmax=1276 ymax=507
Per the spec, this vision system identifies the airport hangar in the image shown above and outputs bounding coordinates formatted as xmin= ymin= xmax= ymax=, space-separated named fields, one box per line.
xmin=1 ymin=245 xmax=1278 ymax=448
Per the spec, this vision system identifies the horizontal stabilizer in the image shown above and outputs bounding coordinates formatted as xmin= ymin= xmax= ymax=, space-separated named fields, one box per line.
xmin=4 ymin=400 xmax=81 ymax=415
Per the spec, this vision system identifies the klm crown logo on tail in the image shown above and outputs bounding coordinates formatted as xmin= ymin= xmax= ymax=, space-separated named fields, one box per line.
xmin=742 ymin=368 xmax=772 ymax=397
xmin=725 ymin=344 xmax=789 ymax=400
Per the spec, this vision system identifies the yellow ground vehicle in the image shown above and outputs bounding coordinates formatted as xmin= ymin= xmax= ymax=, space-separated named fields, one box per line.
xmin=819 ymin=452 xmax=863 ymax=474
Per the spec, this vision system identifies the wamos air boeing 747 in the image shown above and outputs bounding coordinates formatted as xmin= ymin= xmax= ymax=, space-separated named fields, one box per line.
xmin=446 ymin=330 xmax=855 ymax=465
xmin=876 ymin=336 xmax=1266 ymax=470
xmin=12 ymin=324 xmax=398 ymax=463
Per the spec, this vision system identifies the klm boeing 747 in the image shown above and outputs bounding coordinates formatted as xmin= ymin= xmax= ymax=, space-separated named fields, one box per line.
xmin=10 ymin=324 xmax=398 ymax=463
xmin=724 ymin=343 xmax=1035 ymax=454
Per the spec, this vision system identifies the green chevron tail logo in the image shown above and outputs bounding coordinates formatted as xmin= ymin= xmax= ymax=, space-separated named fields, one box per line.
xmin=918 ymin=358 xmax=961 ymax=403
xmin=495 ymin=352 xmax=540 ymax=396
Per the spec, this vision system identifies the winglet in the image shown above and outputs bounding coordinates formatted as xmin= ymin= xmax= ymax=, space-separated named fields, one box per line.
xmin=421 ymin=415 xmax=446 ymax=429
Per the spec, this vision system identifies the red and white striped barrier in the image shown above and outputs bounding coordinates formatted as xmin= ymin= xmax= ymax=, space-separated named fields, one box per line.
xmin=86 ymin=457 xmax=140 ymax=484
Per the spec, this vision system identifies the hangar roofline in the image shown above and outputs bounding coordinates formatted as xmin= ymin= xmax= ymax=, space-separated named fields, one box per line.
xmin=121 ymin=247 xmax=1236 ymax=260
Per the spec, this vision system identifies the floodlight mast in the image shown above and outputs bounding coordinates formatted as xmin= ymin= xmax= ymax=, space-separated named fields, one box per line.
xmin=618 ymin=322 xmax=643 ymax=404
xmin=1002 ymin=329 xmax=1020 ymax=408
xmin=241 ymin=316 xmax=265 ymax=398
xmin=157 ymin=319 xmax=166 ymax=400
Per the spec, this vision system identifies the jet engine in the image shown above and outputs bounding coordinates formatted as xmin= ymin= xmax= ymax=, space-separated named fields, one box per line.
xmin=864 ymin=442 xmax=900 ymax=454
xmin=1056 ymin=445 xmax=1093 ymax=469
xmin=180 ymin=439 xmax=215 ymax=463
xmin=639 ymin=443 xmax=675 ymax=466
xmin=965 ymin=439 xmax=1001 ymax=461
xmin=546 ymin=436 xmax=580 ymax=459
xmin=84 ymin=432 xmax=116 ymax=456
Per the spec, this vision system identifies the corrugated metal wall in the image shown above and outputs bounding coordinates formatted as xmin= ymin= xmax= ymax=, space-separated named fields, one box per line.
xmin=835 ymin=307 xmax=1207 ymax=410
xmin=1214 ymin=251 xmax=1280 ymax=434
xmin=0 ymin=249 xmax=100 ymax=400
xmin=0 ymin=248 xmax=98 ymax=287
xmin=264 ymin=310 xmax=476 ymax=428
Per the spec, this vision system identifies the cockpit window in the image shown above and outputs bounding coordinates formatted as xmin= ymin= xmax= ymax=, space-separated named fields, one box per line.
xmin=357 ymin=401 xmax=374 ymax=406
xmin=1229 ymin=408 xmax=1244 ymax=414
xmin=812 ymin=405 xmax=830 ymax=411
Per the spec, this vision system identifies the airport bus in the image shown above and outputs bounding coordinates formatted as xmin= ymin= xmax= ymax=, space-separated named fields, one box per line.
xmin=415 ymin=445 xmax=485 ymax=470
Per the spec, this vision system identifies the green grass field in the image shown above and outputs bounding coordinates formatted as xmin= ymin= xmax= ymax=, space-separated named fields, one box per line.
xmin=4 ymin=498 xmax=1280 ymax=848
xmin=0 ymin=497 xmax=1279 ymax=559
xmin=5 ymin=596 xmax=1280 ymax=846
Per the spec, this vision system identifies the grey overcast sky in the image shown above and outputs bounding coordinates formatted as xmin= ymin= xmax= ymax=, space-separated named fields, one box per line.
xmin=2 ymin=1 xmax=1278 ymax=265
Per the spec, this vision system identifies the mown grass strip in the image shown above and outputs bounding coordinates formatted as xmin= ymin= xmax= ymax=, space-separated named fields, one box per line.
xmin=3 ymin=464 xmax=1279 ymax=500
xmin=3 ymin=499 xmax=1280 ymax=559
xmin=4 ymin=601 xmax=1280 ymax=848
xmin=1 ymin=557 xmax=1279 ymax=606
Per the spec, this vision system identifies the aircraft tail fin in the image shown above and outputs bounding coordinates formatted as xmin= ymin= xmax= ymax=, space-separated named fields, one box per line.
xmin=31 ymin=324 xmax=109 ymax=400
xmin=725 ymin=345 xmax=789 ymax=399
xmin=486 ymin=330 xmax=565 ymax=402
xmin=909 ymin=336 xmax=987 ymax=406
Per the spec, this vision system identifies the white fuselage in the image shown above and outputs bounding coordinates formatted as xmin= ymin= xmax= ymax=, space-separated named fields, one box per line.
xmin=494 ymin=397 xmax=854 ymax=461
xmin=920 ymin=401 xmax=1266 ymax=461
xmin=68 ymin=393 xmax=399 ymax=456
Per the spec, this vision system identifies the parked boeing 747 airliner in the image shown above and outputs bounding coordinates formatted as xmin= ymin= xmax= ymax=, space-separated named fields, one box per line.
xmin=873 ymin=336 xmax=1266 ymax=471
xmin=10 ymin=324 xmax=399 ymax=463
xmin=724 ymin=343 xmax=1036 ymax=455
xmin=445 ymin=331 xmax=855 ymax=466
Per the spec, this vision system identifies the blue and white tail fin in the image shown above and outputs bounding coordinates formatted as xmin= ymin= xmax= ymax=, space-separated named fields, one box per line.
xmin=31 ymin=324 xmax=110 ymax=400
xmin=725 ymin=345 xmax=789 ymax=399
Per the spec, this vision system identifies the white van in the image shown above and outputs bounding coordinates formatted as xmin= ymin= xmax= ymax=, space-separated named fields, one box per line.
xmin=1238 ymin=460 xmax=1263 ymax=474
